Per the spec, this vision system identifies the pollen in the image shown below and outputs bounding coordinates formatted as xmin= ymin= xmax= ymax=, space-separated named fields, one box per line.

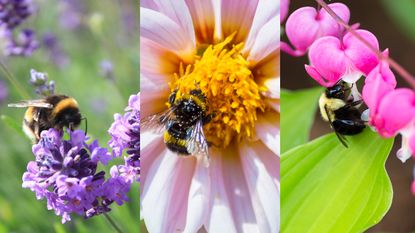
xmin=171 ymin=34 xmax=266 ymax=148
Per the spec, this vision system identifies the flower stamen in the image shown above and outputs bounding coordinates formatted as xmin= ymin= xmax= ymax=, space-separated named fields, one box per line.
xmin=171 ymin=34 xmax=266 ymax=148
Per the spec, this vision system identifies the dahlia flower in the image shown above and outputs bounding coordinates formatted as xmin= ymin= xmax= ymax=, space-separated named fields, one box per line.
xmin=140 ymin=0 xmax=279 ymax=232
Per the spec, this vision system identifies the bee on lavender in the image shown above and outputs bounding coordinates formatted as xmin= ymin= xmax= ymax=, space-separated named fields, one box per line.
xmin=142 ymin=89 xmax=213 ymax=165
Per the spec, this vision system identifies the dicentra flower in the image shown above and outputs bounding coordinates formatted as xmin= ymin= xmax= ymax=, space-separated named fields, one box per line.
xmin=283 ymin=3 xmax=350 ymax=56
xmin=21 ymin=129 xmax=130 ymax=223
xmin=305 ymin=29 xmax=379 ymax=87
xmin=108 ymin=92 xmax=140 ymax=183
xmin=141 ymin=1 xmax=279 ymax=232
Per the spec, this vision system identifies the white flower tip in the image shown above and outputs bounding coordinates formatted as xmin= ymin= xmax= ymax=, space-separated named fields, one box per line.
xmin=397 ymin=148 xmax=411 ymax=163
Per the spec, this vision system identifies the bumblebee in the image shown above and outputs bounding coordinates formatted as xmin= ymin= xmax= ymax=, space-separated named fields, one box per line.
xmin=8 ymin=95 xmax=83 ymax=143
xmin=142 ymin=89 xmax=213 ymax=165
xmin=319 ymin=81 xmax=366 ymax=147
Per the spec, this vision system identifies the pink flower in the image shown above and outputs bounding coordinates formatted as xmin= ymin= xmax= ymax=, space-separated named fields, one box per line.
xmin=362 ymin=50 xmax=396 ymax=121
xmin=305 ymin=29 xmax=379 ymax=87
xmin=282 ymin=3 xmax=350 ymax=56
xmin=141 ymin=0 xmax=279 ymax=233
xmin=280 ymin=0 xmax=290 ymax=23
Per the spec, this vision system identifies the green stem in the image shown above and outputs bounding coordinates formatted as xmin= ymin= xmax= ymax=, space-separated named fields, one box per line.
xmin=0 ymin=61 xmax=30 ymax=99
xmin=103 ymin=212 xmax=124 ymax=233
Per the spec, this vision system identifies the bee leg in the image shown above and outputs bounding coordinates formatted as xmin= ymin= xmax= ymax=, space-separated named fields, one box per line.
xmin=202 ymin=113 xmax=215 ymax=124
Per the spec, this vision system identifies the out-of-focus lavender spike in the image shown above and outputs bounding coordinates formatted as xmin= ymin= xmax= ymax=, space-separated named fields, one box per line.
xmin=42 ymin=32 xmax=69 ymax=68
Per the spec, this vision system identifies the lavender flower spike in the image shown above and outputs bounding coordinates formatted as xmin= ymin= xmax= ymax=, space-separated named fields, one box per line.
xmin=108 ymin=92 xmax=140 ymax=182
xmin=22 ymin=128 xmax=131 ymax=223
xmin=29 ymin=69 xmax=55 ymax=96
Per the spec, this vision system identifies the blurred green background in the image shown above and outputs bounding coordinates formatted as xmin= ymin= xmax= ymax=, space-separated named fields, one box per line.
xmin=0 ymin=0 xmax=138 ymax=232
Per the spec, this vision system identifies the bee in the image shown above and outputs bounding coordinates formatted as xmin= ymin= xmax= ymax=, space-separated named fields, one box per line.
xmin=142 ymin=89 xmax=213 ymax=165
xmin=8 ymin=94 xmax=84 ymax=143
xmin=319 ymin=81 xmax=366 ymax=147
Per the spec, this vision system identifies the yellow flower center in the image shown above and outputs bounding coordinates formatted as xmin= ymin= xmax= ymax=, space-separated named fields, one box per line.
xmin=170 ymin=34 xmax=266 ymax=148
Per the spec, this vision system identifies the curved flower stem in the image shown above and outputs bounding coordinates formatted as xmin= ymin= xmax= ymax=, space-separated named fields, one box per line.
xmin=315 ymin=0 xmax=415 ymax=90
xmin=103 ymin=213 xmax=124 ymax=233
xmin=0 ymin=61 xmax=30 ymax=99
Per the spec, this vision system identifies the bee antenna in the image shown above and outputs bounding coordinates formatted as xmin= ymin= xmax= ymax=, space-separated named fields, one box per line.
xmin=81 ymin=117 xmax=88 ymax=136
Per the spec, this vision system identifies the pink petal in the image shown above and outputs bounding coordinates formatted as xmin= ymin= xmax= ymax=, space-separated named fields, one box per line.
xmin=142 ymin=150 xmax=196 ymax=233
xmin=244 ymin=0 xmax=279 ymax=56
xmin=140 ymin=73 xmax=170 ymax=118
xmin=140 ymin=38 xmax=182 ymax=76
xmin=184 ymin=0 xmax=216 ymax=43
xmin=140 ymin=7 xmax=195 ymax=62
xmin=144 ymin=0 xmax=195 ymax=49
xmin=280 ymin=0 xmax=289 ymax=22
xmin=343 ymin=30 xmax=379 ymax=75
xmin=240 ymin=142 xmax=280 ymax=233
xmin=205 ymin=148 xmax=238 ymax=233
xmin=140 ymin=131 xmax=164 ymax=189
xmin=220 ymin=0 xmax=259 ymax=43
xmin=373 ymin=88 xmax=415 ymax=137
xmin=285 ymin=3 xmax=349 ymax=53
xmin=183 ymin=161 xmax=211 ymax=233
xmin=307 ymin=36 xmax=348 ymax=86
xmin=246 ymin=15 xmax=280 ymax=64
xmin=362 ymin=57 xmax=396 ymax=116
xmin=255 ymin=110 xmax=280 ymax=156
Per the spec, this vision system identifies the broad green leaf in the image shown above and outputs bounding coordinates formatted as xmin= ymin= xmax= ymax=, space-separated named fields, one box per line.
xmin=281 ymin=87 xmax=322 ymax=153
xmin=382 ymin=0 xmax=415 ymax=43
xmin=281 ymin=129 xmax=394 ymax=233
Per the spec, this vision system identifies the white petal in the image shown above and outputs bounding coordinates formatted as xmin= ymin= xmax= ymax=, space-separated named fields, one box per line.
xmin=142 ymin=150 xmax=196 ymax=233
xmin=247 ymin=15 xmax=280 ymax=65
xmin=140 ymin=7 xmax=195 ymax=62
xmin=258 ymin=77 xmax=280 ymax=99
xmin=220 ymin=0 xmax=259 ymax=42
xmin=145 ymin=0 xmax=196 ymax=49
xmin=140 ymin=73 xmax=170 ymax=118
xmin=255 ymin=110 xmax=280 ymax=156
xmin=183 ymin=160 xmax=211 ymax=233
xmin=184 ymin=0 xmax=216 ymax=43
xmin=240 ymin=142 xmax=280 ymax=233
xmin=140 ymin=37 xmax=181 ymax=76
xmin=205 ymin=148 xmax=238 ymax=233
xmin=243 ymin=0 xmax=279 ymax=56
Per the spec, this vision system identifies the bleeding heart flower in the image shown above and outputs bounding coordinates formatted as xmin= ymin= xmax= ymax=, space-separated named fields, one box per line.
xmin=283 ymin=2 xmax=349 ymax=56
xmin=280 ymin=0 xmax=290 ymax=23
xmin=305 ymin=29 xmax=379 ymax=87
xmin=371 ymin=88 xmax=415 ymax=138
xmin=362 ymin=50 xmax=396 ymax=119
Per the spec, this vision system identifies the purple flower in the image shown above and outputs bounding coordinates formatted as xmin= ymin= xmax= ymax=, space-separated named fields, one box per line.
xmin=29 ymin=69 xmax=55 ymax=96
xmin=58 ymin=0 xmax=85 ymax=30
xmin=0 ymin=0 xmax=34 ymax=29
xmin=0 ymin=79 xmax=8 ymax=104
xmin=42 ymin=32 xmax=69 ymax=68
xmin=99 ymin=60 xmax=114 ymax=80
xmin=108 ymin=93 xmax=140 ymax=182
xmin=4 ymin=28 xmax=39 ymax=57
xmin=22 ymin=128 xmax=128 ymax=223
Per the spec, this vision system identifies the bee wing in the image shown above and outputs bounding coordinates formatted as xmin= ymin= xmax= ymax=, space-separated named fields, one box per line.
xmin=141 ymin=106 xmax=176 ymax=134
xmin=187 ymin=120 xmax=210 ymax=166
xmin=8 ymin=99 xmax=53 ymax=109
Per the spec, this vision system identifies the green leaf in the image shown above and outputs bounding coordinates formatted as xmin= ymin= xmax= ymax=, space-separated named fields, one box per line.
xmin=281 ymin=87 xmax=323 ymax=153
xmin=281 ymin=129 xmax=394 ymax=233
xmin=382 ymin=0 xmax=415 ymax=42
